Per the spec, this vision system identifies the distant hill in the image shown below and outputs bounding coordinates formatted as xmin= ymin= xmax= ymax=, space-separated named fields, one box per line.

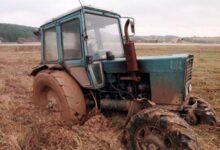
xmin=182 ymin=37 xmax=220 ymax=44
xmin=0 ymin=23 xmax=219 ymax=44
xmin=134 ymin=35 xmax=179 ymax=43
xmin=133 ymin=35 xmax=220 ymax=44
xmin=0 ymin=23 xmax=38 ymax=42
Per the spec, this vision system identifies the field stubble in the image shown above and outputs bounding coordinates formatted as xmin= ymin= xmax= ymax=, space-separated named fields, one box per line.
xmin=0 ymin=44 xmax=219 ymax=149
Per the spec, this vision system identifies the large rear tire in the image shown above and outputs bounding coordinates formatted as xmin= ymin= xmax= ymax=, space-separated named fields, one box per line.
xmin=33 ymin=70 xmax=86 ymax=124
xmin=124 ymin=108 xmax=199 ymax=150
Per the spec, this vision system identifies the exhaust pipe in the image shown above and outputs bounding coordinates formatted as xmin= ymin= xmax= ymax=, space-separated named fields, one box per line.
xmin=124 ymin=19 xmax=139 ymax=72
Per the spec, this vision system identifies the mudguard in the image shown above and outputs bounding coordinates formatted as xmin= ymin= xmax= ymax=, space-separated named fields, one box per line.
xmin=30 ymin=64 xmax=63 ymax=76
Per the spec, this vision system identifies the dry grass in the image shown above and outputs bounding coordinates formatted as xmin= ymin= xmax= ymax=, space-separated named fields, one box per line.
xmin=0 ymin=44 xmax=219 ymax=149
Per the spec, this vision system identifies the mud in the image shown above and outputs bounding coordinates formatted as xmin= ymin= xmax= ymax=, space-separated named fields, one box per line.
xmin=0 ymin=45 xmax=219 ymax=149
xmin=13 ymin=105 xmax=124 ymax=150
xmin=0 ymin=81 xmax=125 ymax=150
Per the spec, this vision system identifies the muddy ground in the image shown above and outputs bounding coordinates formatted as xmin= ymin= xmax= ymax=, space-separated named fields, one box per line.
xmin=0 ymin=44 xmax=219 ymax=150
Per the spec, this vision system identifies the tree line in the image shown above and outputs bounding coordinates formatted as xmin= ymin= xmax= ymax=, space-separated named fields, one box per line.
xmin=0 ymin=23 xmax=38 ymax=42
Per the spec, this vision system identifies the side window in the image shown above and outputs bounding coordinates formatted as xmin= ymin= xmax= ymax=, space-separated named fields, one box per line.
xmin=44 ymin=27 xmax=58 ymax=61
xmin=61 ymin=19 xmax=81 ymax=59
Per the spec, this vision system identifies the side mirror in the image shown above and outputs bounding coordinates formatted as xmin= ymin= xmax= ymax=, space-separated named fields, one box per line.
xmin=130 ymin=19 xmax=135 ymax=34
xmin=86 ymin=56 xmax=93 ymax=64
xmin=121 ymin=17 xmax=135 ymax=35
xmin=33 ymin=29 xmax=40 ymax=37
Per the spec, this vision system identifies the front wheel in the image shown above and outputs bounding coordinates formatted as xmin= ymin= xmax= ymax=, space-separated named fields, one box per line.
xmin=184 ymin=96 xmax=218 ymax=126
xmin=124 ymin=108 xmax=199 ymax=150
xmin=189 ymin=96 xmax=218 ymax=126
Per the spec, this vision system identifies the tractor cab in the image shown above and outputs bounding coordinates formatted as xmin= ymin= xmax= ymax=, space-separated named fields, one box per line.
xmin=38 ymin=6 xmax=126 ymax=89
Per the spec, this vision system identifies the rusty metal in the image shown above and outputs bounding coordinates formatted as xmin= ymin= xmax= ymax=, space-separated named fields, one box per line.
xmin=100 ymin=99 xmax=131 ymax=111
xmin=99 ymin=98 xmax=154 ymax=112
xmin=120 ymin=76 xmax=141 ymax=82
xmin=124 ymin=19 xmax=139 ymax=72
xmin=100 ymin=98 xmax=157 ymax=127
xmin=99 ymin=99 xmax=153 ymax=112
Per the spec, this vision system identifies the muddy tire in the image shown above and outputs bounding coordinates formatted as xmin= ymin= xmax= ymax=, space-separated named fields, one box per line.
xmin=185 ymin=96 xmax=218 ymax=126
xmin=33 ymin=70 xmax=86 ymax=124
xmin=124 ymin=108 xmax=199 ymax=150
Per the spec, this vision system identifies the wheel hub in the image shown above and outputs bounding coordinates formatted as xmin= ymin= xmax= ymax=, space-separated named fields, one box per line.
xmin=145 ymin=135 xmax=169 ymax=150
xmin=46 ymin=90 xmax=59 ymax=112
xmin=148 ymin=143 xmax=157 ymax=150
xmin=134 ymin=126 xmax=171 ymax=150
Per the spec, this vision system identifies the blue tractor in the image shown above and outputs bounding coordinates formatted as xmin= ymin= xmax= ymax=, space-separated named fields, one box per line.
xmin=32 ymin=6 xmax=218 ymax=150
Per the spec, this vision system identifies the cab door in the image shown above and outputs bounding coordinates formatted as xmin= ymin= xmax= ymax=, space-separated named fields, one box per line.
xmin=58 ymin=14 xmax=92 ymax=88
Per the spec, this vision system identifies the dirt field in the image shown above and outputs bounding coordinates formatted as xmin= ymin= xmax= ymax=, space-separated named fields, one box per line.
xmin=0 ymin=44 xmax=219 ymax=149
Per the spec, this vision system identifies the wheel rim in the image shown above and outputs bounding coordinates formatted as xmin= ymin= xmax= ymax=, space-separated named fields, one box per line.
xmin=46 ymin=89 xmax=60 ymax=112
xmin=39 ymin=87 xmax=62 ymax=119
xmin=134 ymin=125 xmax=172 ymax=150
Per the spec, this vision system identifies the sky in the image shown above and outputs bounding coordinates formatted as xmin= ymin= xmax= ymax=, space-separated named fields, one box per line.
xmin=0 ymin=0 xmax=220 ymax=37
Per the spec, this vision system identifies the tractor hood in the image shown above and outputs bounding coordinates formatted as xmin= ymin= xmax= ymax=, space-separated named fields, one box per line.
xmin=102 ymin=54 xmax=193 ymax=105
xmin=102 ymin=54 xmax=189 ymax=74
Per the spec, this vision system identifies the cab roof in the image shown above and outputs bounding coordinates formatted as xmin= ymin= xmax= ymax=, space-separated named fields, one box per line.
xmin=42 ymin=5 xmax=121 ymax=27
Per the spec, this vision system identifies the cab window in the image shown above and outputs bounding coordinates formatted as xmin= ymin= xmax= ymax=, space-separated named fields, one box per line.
xmin=61 ymin=19 xmax=81 ymax=59
xmin=44 ymin=27 xmax=58 ymax=61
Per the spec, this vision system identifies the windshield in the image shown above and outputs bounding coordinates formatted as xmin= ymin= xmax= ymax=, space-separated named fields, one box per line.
xmin=85 ymin=14 xmax=124 ymax=60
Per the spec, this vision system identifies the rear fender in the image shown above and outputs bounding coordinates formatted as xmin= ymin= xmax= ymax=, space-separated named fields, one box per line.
xmin=31 ymin=64 xmax=89 ymax=89
xmin=30 ymin=64 xmax=63 ymax=76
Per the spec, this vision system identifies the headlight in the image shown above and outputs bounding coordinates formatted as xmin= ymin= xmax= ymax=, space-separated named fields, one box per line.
xmin=188 ymin=84 xmax=192 ymax=92
xmin=185 ymin=87 xmax=189 ymax=96
xmin=185 ymin=84 xmax=192 ymax=96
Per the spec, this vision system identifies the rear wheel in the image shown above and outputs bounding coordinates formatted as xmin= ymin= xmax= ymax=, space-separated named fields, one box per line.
xmin=33 ymin=70 xmax=86 ymax=124
xmin=124 ymin=108 xmax=199 ymax=150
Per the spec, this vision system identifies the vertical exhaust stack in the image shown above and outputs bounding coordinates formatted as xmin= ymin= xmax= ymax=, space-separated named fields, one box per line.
xmin=124 ymin=19 xmax=139 ymax=72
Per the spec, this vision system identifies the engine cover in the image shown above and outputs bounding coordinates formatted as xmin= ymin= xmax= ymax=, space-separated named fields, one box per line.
xmin=102 ymin=54 xmax=193 ymax=105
